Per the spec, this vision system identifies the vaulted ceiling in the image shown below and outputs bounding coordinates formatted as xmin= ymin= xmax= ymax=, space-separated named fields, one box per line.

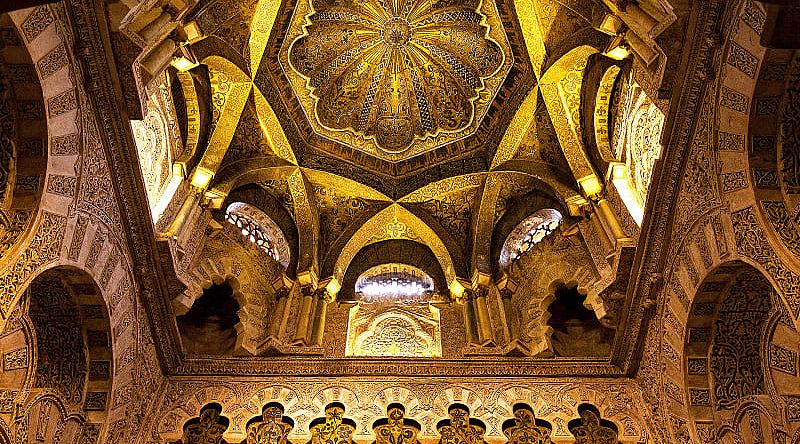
xmin=184 ymin=0 xmax=618 ymax=198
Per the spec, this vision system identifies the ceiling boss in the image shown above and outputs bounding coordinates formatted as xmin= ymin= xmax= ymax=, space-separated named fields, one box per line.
xmin=285 ymin=0 xmax=511 ymax=155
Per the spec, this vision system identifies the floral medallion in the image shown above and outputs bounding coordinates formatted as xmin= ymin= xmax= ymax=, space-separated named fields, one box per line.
xmin=282 ymin=0 xmax=512 ymax=158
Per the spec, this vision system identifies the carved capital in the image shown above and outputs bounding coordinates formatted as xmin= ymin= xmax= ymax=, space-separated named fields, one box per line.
xmin=300 ymin=284 xmax=316 ymax=298
xmin=472 ymin=285 xmax=489 ymax=300
xmin=275 ymin=287 xmax=290 ymax=300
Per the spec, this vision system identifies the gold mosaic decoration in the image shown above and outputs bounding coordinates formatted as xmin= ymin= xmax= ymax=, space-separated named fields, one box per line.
xmin=282 ymin=0 xmax=512 ymax=159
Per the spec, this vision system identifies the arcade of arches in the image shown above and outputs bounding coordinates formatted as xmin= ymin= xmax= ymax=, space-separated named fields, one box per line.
xmin=1 ymin=0 xmax=800 ymax=442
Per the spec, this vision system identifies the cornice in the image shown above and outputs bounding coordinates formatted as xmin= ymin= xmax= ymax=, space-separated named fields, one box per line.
xmin=174 ymin=357 xmax=624 ymax=377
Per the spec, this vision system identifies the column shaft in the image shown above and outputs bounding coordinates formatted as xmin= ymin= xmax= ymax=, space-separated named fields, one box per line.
xmin=474 ymin=291 xmax=494 ymax=345
xmin=310 ymin=293 xmax=328 ymax=346
xmin=293 ymin=287 xmax=315 ymax=345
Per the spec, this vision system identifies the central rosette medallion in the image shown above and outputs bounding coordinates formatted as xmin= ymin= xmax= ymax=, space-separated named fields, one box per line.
xmin=283 ymin=0 xmax=512 ymax=157
xmin=382 ymin=17 xmax=412 ymax=48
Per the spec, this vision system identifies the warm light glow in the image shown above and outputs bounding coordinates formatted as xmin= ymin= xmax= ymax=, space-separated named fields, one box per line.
xmin=355 ymin=264 xmax=433 ymax=300
xmin=183 ymin=21 xmax=203 ymax=43
xmin=610 ymin=163 xmax=644 ymax=226
xmin=172 ymin=162 xmax=186 ymax=178
xmin=151 ymin=174 xmax=182 ymax=222
xmin=605 ymin=45 xmax=631 ymax=61
xmin=578 ymin=175 xmax=603 ymax=197
xmin=225 ymin=209 xmax=280 ymax=262
xmin=500 ymin=209 xmax=563 ymax=267
xmin=449 ymin=280 xmax=466 ymax=301
xmin=595 ymin=13 xmax=624 ymax=35
xmin=604 ymin=35 xmax=631 ymax=61
xmin=171 ymin=56 xmax=198 ymax=72
xmin=325 ymin=278 xmax=341 ymax=299
xmin=225 ymin=202 xmax=291 ymax=267
xmin=190 ymin=167 xmax=214 ymax=189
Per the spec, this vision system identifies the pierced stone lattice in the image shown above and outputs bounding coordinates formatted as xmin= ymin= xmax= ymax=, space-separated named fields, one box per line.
xmin=500 ymin=209 xmax=562 ymax=267
xmin=225 ymin=202 xmax=290 ymax=267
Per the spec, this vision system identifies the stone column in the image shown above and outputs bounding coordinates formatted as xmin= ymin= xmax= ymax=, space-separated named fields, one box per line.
xmin=309 ymin=289 xmax=329 ymax=346
xmin=473 ymin=286 xmax=494 ymax=346
xmin=499 ymin=286 xmax=517 ymax=340
xmin=141 ymin=38 xmax=177 ymax=75
xmin=269 ymin=286 xmax=290 ymax=339
xmin=292 ymin=284 xmax=315 ymax=345
xmin=462 ymin=291 xmax=479 ymax=346
xmin=139 ymin=8 xmax=173 ymax=42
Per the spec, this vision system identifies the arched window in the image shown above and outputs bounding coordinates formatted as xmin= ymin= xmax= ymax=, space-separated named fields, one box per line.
xmin=131 ymin=75 xmax=183 ymax=222
xmin=346 ymin=264 xmax=441 ymax=357
xmin=608 ymin=76 xmax=666 ymax=225
xmin=224 ymin=202 xmax=290 ymax=267
xmin=355 ymin=263 xmax=434 ymax=300
xmin=499 ymin=209 xmax=562 ymax=267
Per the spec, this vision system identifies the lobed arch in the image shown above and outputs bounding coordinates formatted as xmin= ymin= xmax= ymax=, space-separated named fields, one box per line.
xmin=0 ymin=13 xmax=48 ymax=262
xmin=503 ymin=235 xmax=603 ymax=356
xmin=176 ymin=250 xmax=285 ymax=355
xmin=176 ymin=278 xmax=247 ymax=356
xmin=545 ymin=281 xmax=615 ymax=358
xmin=160 ymin=396 xmax=639 ymax=443
xmin=680 ymin=260 xmax=799 ymax=443
xmin=1 ymin=265 xmax=115 ymax=442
